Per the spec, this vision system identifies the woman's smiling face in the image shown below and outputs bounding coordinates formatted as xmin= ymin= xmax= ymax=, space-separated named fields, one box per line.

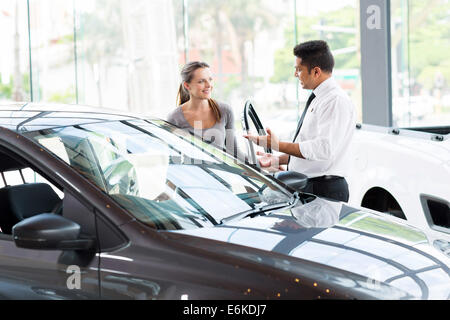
xmin=185 ymin=67 xmax=214 ymax=100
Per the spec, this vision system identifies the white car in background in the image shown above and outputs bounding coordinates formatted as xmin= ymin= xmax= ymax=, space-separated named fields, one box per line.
xmin=348 ymin=124 xmax=450 ymax=256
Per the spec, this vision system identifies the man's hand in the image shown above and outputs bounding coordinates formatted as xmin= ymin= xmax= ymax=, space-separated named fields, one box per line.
xmin=243 ymin=128 xmax=280 ymax=151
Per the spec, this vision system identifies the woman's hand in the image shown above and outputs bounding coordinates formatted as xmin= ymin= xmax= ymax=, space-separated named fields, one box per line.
xmin=256 ymin=151 xmax=285 ymax=171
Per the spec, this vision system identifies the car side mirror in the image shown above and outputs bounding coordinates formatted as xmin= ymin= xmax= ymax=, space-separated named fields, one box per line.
xmin=274 ymin=171 xmax=308 ymax=191
xmin=12 ymin=213 xmax=95 ymax=251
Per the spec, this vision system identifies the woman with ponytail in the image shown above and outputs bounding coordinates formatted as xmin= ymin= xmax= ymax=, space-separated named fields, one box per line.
xmin=167 ymin=61 xmax=244 ymax=159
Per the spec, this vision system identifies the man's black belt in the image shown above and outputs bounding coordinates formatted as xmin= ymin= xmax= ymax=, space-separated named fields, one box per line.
xmin=308 ymin=175 xmax=344 ymax=182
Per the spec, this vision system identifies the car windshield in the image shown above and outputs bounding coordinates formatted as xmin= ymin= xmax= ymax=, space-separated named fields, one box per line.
xmin=24 ymin=119 xmax=292 ymax=230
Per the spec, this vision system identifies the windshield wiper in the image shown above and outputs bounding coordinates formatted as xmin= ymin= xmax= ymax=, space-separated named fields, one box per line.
xmin=220 ymin=192 xmax=301 ymax=225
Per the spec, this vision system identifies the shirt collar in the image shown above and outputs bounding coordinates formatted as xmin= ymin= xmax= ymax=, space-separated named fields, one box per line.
xmin=312 ymin=76 xmax=336 ymax=99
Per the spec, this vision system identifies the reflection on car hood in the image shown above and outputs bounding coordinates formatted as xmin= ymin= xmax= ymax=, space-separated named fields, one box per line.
xmin=170 ymin=198 xmax=450 ymax=300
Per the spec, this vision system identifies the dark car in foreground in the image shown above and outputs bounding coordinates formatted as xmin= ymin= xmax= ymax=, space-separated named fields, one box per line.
xmin=0 ymin=103 xmax=448 ymax=300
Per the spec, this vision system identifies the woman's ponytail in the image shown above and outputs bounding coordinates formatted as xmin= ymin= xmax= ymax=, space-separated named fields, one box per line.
xmin=208 ymin=99 xmax=221 ymax=122
xmin=177 ymin=83 xmax=190 ymax=106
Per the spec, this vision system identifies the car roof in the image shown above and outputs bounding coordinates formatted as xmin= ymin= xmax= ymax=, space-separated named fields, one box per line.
xmin=0 ymin=102 xmax=156 ymax=132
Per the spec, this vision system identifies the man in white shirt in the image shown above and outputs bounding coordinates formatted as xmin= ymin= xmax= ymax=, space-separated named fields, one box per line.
xmin=244 ymin=40 xmax=356 ymax=202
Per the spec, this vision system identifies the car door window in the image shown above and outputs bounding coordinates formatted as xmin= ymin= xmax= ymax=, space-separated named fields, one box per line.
xmin=0 ymin=148 xmax=101 ymax=298
xmin=0 ymin=148 xmax=99 ymax=238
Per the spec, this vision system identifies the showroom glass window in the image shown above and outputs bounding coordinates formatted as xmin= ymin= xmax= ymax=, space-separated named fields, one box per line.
xmin=74 ymin=0 xmax=178 ymax=117
xmin=0 ymin=0 xmax=31 ymax=102
xmin=2 ymin=0 xmax=448 ymax=129
xmin=391 ymin=0 xmax=450 ymax=127
xmin=28 ymin=0 xmax=77 ymax=104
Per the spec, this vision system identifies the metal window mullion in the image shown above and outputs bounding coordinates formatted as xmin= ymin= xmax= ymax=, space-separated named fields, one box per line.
xmin=294 ymin=0 xmax=300 ymax=117
xmin=73 ymin=0 xmax=79 ymax=104
xmin=27 ymin=0 xmax=33 ymax=102
xmin=183 ymin=0 xmax=189 ymax=63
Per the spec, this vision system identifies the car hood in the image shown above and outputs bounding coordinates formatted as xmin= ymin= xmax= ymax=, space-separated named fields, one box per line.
xmin=168 ymin=197 xmax=450 ymax=299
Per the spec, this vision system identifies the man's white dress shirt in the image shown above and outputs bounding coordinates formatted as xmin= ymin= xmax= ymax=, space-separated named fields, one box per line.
xmin=289 ymin=77 xmax=356 ymax=178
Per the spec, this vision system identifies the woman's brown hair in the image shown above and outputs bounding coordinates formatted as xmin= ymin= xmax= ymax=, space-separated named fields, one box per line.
xmin=177 ymin=61 xmax=221 ymax=122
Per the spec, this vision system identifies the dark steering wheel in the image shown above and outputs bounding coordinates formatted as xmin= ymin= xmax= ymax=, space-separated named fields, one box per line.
xmin=241 ymin=100 xmax=309 ymax=193
xmin=241 ymin=101 xmax=272 ymax=168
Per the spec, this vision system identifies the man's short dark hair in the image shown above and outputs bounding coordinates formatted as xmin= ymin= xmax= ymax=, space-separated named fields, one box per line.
xmin=293 ymin=40 xmax=334 ymax=73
